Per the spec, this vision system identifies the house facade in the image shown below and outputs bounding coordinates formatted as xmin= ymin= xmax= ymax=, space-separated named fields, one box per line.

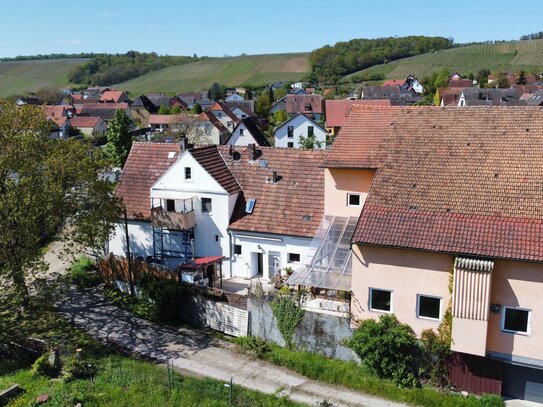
xmin=224 ymin=117 xmax=270 ymax=147
xmin=275 ymin=113 xmax=326 ymax=149
xmin=324 ymin=105 xmax=543 ymax=402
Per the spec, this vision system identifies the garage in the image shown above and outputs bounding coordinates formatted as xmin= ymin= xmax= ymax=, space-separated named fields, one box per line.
xmin=502 ymin=364 xmax=543 ymax=403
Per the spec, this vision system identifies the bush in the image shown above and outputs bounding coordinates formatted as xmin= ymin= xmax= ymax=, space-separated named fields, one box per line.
xmin=142 ymin=279 xmax=185 ymax=324
xmin=346 ymin=314 xmax=420 ymax=387
xmin=31 ymin=353 xmax=58 ymax=378
xmin=234 ymin=336 xmax=270 ymax=357
xmin=62 ymin=354 xmax=99 ymax=382
xmin=68 ymin=256 xmax=101 ymax=289
xmin=479 ymin=394 xmax=505 ymax=407
xmin=270 ymin=295 xmax=304 ymax=349
xmin=420 ymin=328 xmax=450 ymax=385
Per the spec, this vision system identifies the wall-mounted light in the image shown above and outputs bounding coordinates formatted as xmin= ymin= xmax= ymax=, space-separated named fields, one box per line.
xmin=257 ymin=245 xmax=262 ymax=250
xmin=490 ymin=303 xmax=501 ymax=313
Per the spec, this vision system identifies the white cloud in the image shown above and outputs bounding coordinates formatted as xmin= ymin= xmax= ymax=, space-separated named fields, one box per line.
xmin=56 ymin=39 xmax=81 ymax=45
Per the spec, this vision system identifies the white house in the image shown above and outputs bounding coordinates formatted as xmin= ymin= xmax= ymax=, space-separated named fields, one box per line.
xmin=208 ymin=101 xmax=239 ymax=132
xmin=275 ymin=113 xmax=327 ymax=149
xmin=224 ymin=118 xmax=270 ymax=147
xmin=195 ymin=111 xmax=230 ymax=145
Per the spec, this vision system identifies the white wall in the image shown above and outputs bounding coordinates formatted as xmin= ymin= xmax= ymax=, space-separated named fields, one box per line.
xmin=226 ymin=122 xmax=260 ymax=146
xmin=194 ymin=122 xmax=222 ymax=145
xmin=229 ymin=230 xmax=312 ymax=279
xmin=108 ymin=221 xmax=154 ymax=258
xmin=275 ymin=115 xmax=326 ymax=149
xmin=151 ymin=151 xmax=238 ymax=272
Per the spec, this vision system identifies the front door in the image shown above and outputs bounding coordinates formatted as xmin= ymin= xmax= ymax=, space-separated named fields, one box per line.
xmin=268 ymin=252 xmax=281 ymax=279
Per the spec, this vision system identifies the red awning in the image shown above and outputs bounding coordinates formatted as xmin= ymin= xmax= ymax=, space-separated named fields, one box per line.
xmin=179 ymin=256 xmax=223 ymax=270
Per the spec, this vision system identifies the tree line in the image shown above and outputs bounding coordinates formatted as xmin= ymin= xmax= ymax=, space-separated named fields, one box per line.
xmin=307 ymin=36 xmax=453 ymax=83
xmin=67 ymin=51 xmax=205 ymax=86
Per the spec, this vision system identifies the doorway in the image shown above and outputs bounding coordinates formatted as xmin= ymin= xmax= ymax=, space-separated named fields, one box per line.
xmin=251 ymin=252 xmax=263 ymax=278
xmin=268 ymin=252 xmax=281 ymax=279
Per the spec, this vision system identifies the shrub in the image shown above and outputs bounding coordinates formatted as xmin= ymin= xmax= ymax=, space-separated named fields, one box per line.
xmin=420 ymin=328 xmax=450 ymax=385
xmin=346 ymin=314 xmax=420 ymax=387
xmin=479 ymin=394 xmax=505 ymax=407
xmin=142 ymin=279 xmax=185 ymax=324
xmin=31 ymin=353 xmax=58 ymax=378
xmin=68 ymin=256 xmax=101 ymax=289
xmin=62 ymin=354 xmax=98 ymax=382
xmin=270 ymin=296 xmax=304 ymax=349
xmin=234 ymin=336 xmax=270 ymax=357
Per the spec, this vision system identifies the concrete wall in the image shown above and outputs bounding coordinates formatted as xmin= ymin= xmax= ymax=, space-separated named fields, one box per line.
xmin=229 ymin=231 xmax=312 ymax=279
xmin=324 ymin=168 xmax=374 ymax=217
xmin=109 ymin=221 xmax=154 ymax=257
xmin=487 ymin=259 xmax=543 ymax=362
xmin=275 ymin=115 xmax=326 ymax=149
xmin=248 ymin=297 xmax=358 ymax=361
xmin=351 ymin=245 xmax=453 ymax=337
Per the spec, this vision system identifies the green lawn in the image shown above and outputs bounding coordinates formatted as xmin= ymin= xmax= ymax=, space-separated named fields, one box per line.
xmin=115 ymin=53 xmax=309 ymax=94
xmin=347 ymin=39 xmax=543 ymax=80
xmin=0 ymin=58 xmax=86 ymax=97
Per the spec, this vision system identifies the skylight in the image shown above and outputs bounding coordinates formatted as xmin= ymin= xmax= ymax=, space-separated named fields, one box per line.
xmin=245 ymin=198 xmax=256 ymax=214
xmin=259 ymin=160 xmax=268 ymax=168
xmin=168 ymin=152 xmax=176 ymax=159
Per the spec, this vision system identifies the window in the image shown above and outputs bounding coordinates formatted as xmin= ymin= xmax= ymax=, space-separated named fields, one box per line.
xmin=502 ymin=306 xmax=531 ymax=335
xmin=287 ymin=126 xmax=294 ymax=138
xmin=239 ymin=128 xmax=244 ymax=135
xmin=201 ymin=197 xmax=212 ymax=213
xmin=227 ymin=120 xmax=233 ymax=128
xmin=184 ymin=167 xmax=192 ymax=180
xmin=287 ymin=142 xmax=294 ymax=148
xmin=308 ymin=126 xmax=314 ymax=137
xmin=417 ymin=295 xmax=441 ymax=320
xmin=234 ymin=244 xmax=242 ymax=255
xmin=347 ymin=193 xmax=361 ymax=207
xmin=288 ymin=253 xmax=300 ymax=263
xmin=218 ymin=112 xmax=223 ymax=118
xmin=241 ymin=114 xmax=247 ymax=119
xmin=166 ymin=199 xmax=175 ymax=212
xmin=369 ymin=288 xmax=392 ymax=312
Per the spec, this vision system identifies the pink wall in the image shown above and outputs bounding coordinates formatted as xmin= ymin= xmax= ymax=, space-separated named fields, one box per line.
xmin=486 ymin=259 xmax=543 ymax=361
xmin=351 ymin=245 xmax=453 ymax=336
xmin=324 ymin=168 xmax=374 ymax=217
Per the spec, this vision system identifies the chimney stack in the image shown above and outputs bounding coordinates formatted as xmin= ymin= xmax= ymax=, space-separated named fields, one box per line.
xmin=272 ymin=171 xmax=278 ymax=184
xmin=249 ymin=143 xmax=257 ymax=160
xmin=180 ymin=136 xmax=188 ymax=152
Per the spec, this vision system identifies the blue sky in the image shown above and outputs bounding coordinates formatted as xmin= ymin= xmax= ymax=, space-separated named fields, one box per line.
xmin=1 ymin=0 xmax=540 ymax=57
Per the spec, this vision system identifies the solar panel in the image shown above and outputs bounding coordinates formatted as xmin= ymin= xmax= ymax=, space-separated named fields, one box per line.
xmin=245 ymin=198 xmax=256 ymax=214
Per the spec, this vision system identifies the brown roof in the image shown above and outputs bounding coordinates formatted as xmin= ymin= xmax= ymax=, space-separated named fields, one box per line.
xmin=100 ymin=91 xmax=126 ymax=103
xmin=190 ymin=145 xmax=240 ymax=194
xmin=69 ymin=116 xmax=102 ymax=128
xmin=198 ymin=111 xmax=228 ymax=133
xmin=44 ymin=105 xmax=71 ymax=118
xmin=286 ymin=94 xmax=323 ymax=114
xmin=383 ymin=79 xmax=405 ymax=87
xmin=208 ymin=101 xmax=239 ymax=123
xmin=221 ymin=146 xmax=326 ymax=238
xmin=116 ymin=143 xmax=180 ymax=220
xmin=448 ymin=79 xmax=473 ymax=88
xmin=325 ymin=99 xmax=392 ymax=127
xmin=438 ymin=87 xmax=464 ymax=106
xmin=148 ymin=114 xmax=193 ymax=125
xmin=349 ymin=106 xmax=543 ymax=262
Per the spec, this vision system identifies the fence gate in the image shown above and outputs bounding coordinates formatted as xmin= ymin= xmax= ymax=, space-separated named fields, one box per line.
xmin=224 ymin=305 xmax=249 ymax=337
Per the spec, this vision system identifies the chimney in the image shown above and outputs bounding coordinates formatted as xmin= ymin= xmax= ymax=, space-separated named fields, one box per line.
xmin=272 ymin=171 xmax=278 ymax=184
xmin=180 ymin=136 xmax=188 ymax=152
xmin=229 ymin=144 xmax=233 ymax=157
xmin=248 ymin=143 xmax=257 ymax=160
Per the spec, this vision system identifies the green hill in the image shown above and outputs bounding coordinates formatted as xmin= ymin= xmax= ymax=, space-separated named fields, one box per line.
xmin=347 ymin=40 xmax=543 ymax=81
xmin=115 ymin=53 xmax=309 ymax=94
xmin=0 ymin=58 xmax=86 ymax=97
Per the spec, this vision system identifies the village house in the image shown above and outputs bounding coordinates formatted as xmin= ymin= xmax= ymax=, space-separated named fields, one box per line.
xmin=148 ymin=114 xmax=193 ymax=133
xmin=207 ymin=101 xmax=239 ymax=132
xmin=285 ymin=94 xmax=323 ymax=121
xmin=274 ymin=113 xmax=326 ymax=149
xmin=224 ymin=117 xmax=270 ymax=147
xmin=99 ymin=90 xmax=130 ymax=104
xmin=69 ymin=116 xmax=107 ymax=138
xmin=195 ymin=111 xmax=230 ymax=144
xmin=324 ymin=99 xmax=391 ymax=137
xmin=316 ymin=105 xmax=543 ymax=402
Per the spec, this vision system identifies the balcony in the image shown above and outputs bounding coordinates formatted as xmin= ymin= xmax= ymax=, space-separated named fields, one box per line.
xmin=151 ymin=207 xmax=195 ymax=230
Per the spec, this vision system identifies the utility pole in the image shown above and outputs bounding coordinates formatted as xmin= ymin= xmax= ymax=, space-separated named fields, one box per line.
xmin=123 ymin=206 xmax=135 ymax=296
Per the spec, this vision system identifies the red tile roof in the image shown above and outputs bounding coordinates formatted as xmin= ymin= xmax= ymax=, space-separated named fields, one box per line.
xmin=148 ymin=114 xmax=193 ymax=125
xmin=69 ymin=116 xmax=102 ymax=128
xmin=198 ymin=111 xmax=228 ymax=133
xmin=208 ymin=101 xmax=239 ymax=123
xmin=190 ymin=145 xmax=241 ymax=194
xmin=221 ymin=146 xmax=326 ymax=238
xmin=448 ymin=79 xmax=473 ymax=88
xmin=348 ymin=105 xmax=543 ymax=262
xmin=325 ymin=99 xmax=392 ymax=127
xmin=383 ymin=79 xmax=405 ymax=87
xmin=100 ymin=91 xmax=126 ymax=103
xmin=116 ymin=143 xmax=180 ymax=220
xmin=286 ymin=94 xmax=323 ymax=114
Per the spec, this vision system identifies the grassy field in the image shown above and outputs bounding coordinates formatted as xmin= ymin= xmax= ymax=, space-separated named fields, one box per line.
xmin=347 ymin=39 xmax=543 ymax=80
xmin=115 ymin=53 xmax=309 ymax=94
xmin=0 ymin=58 xmax=86 ymax=97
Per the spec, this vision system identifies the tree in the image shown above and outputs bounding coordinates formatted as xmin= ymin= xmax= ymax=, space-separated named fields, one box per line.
xmin=158 ymin=105 xmax=171 ymax=115
xmin=207 ymin=82 xmax=226 ymax=101
xmin=268 ymin=87 xmax=274 ymax=104
xmin=476 ymin=68 xmax=491 ymax=87
xmin=255 ymin=93 xmax=271 ymax=118
xmin=244 ymin=88 xmax=254 ymax=100
xmin=0 ymin=101 xmax=122 ymax=306
xmin=517 ymin=70 xmax=527 ymax=85
xmin=105 ymin=109 xmax=132 ymax=167
xmin=274 ymin=88 xmax=287 ymax=100
xmin=273 ymin=110 xmax=288 ymax=124
xmin=495 ymin=72 xmax=509 ymax=88
xmin=171 ymin=105 xmax=182 ymax=114
xmin=191 ymin=103 xmax=203 ymax=114
xmin=298 ymin=133 xmax=322 ymax=150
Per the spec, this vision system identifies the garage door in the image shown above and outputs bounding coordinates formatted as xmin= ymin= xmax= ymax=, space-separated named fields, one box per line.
xmin=503 ymin=364 xmax=543 ymax=403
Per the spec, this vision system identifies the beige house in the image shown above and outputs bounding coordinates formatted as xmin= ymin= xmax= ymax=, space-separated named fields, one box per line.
xmin=321 ymin=105 xmax=543 ymax=402
xmin=68 ymin=116 xmax=107 ymax=137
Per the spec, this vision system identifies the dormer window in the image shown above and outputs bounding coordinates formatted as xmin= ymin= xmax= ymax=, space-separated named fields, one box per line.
xmin=304 ymin=103 xmax=312 ymax=111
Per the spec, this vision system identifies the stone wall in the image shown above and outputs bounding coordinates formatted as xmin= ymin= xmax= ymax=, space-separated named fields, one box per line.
xmin=248 ymin=297 xmax=358 ymax=362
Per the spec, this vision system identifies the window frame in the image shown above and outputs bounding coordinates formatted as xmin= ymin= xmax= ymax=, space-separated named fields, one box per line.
xmin=287 ymin=253 xmax=301 ymax=263
xmin=347 ymin=193 xmax=361 ymax=207
xmin=201 ymin=197 xmax=212 ymax=214
xmin=184 ymin=166 xmax=192 ymax=180
xmin=287 ymin=126 xmax=294 ymax=138
xmin=287 ymin=142 xmax=294 ymax=148
xmin=501 ymin=306 xmax=531 ymax=335
xmin=166 ymin=199 xmax=176 ymax=212
xmin=234 ymin=244 xmax=242 ymax=255
xmin=308 ymin=125 xmax=314 ymax=137
xmin=369 ymin=287 xmax=393 ymax=313
xmin=416 ymin=294 xmax=442 ymax=321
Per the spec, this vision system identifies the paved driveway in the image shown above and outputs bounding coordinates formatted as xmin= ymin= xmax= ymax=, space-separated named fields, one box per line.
xmin=57 ymin=287 xmax=406 ymax=407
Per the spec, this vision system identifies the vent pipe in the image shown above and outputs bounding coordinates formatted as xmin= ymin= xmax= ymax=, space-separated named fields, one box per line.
xmin=180 ymin=136 xmax=188 ymax=152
